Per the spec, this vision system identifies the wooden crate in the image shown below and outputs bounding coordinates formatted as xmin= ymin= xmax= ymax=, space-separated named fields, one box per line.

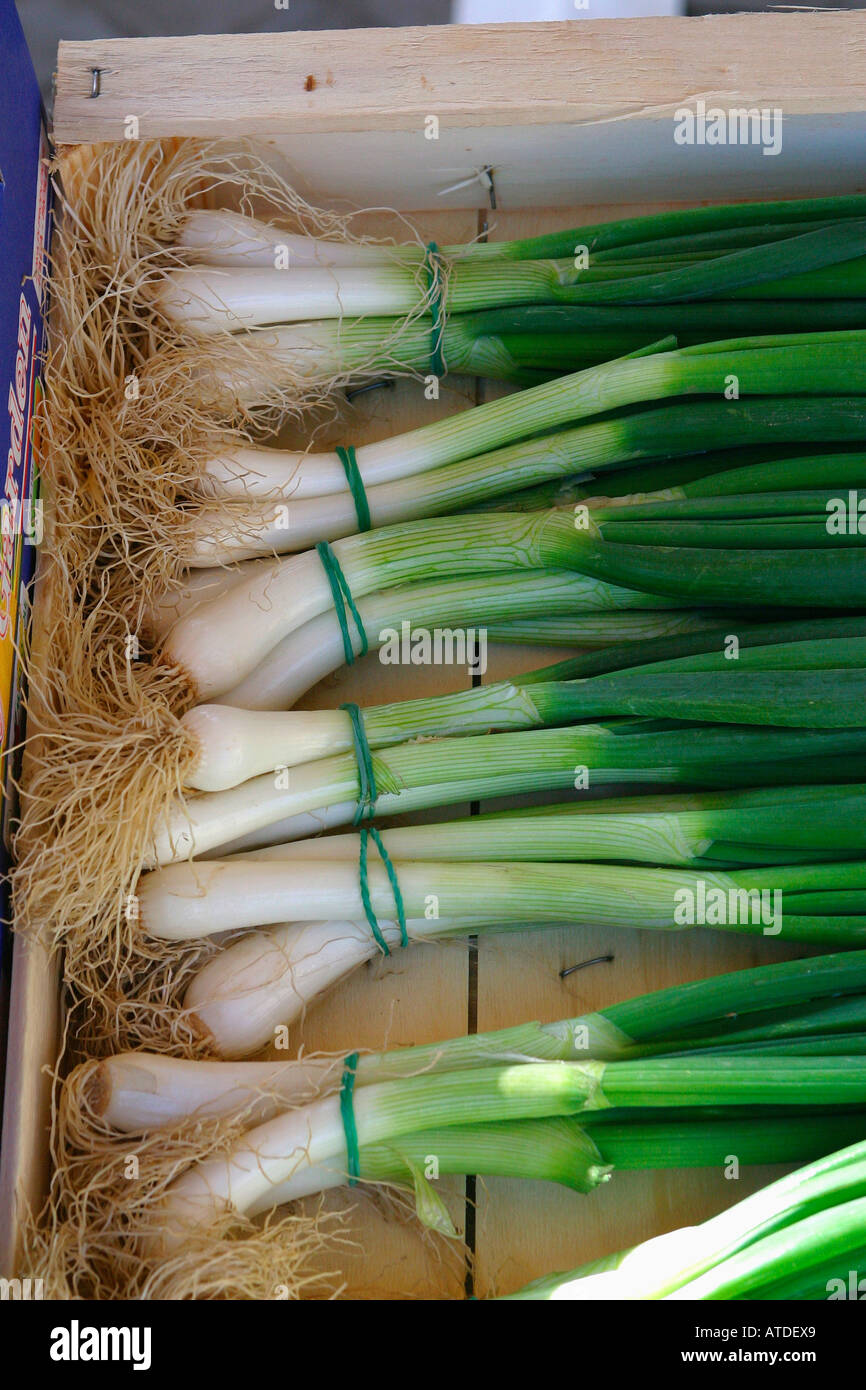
xmin=2 ymin=13 xmax=865 ymax=1295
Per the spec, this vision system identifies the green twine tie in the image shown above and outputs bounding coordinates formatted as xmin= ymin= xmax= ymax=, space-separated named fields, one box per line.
xmin=335 ymin=445 xmax=371 ymax=533
xmin=340 ymin=1052 xmax=361 ymax=1187
xmin=358 ymin=824 xmax=408 ymax=956
xmin=424 ymin=241 xmax=446 ymax=378
xmin=316 ymin=541 xmax=369 ymax=667
xmin=340 ymin=701 xmax=377 ymax=825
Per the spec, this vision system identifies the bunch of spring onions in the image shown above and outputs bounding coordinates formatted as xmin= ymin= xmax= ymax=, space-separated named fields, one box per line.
xmin=178 ymin=621 xmax=866 ymax=766
xmin=83 ymin=952 xmax=866 ymax=1244
xmin=190 ymin=406 xmax=866 ymax=556
xmin=183 ymin=332 xmax=866 ymax=561
xmin=136 ymin=783 xmax=866 ymax=1054
xmin=504 ymin=1136 xmax=866 ymax=1300
xmin=154 ymin=570 xmax=737 ymax=705
xmin=153 ymin=621 xmax=866 ymax=861
xmin=163 ymin=195 xmax=866 ymax=396
xmin=162 ymin=502 xmax=866 ymax=714
xmin=159 ymin=723 xmax=866 ymax=864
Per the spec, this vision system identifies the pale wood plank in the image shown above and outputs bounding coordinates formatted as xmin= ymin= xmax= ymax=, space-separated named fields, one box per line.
xmin=54 ymin=17 xmax=866 ymax=143
xmin=51 ymin=18 xmax=866 ymax=209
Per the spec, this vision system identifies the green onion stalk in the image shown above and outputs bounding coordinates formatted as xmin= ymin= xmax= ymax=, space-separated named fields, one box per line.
xmin=140 ymin=852 xmax=866 ymax=944
xmin=189 ymin=623 xmax=866 ymax=768
xmin=167 ymin=848 xmax=866 ymax=1055
xmin=204 ymin=784 xmax=866 ymax=871
xmin=590 ymin=505 xmax=865 ymax=550
xmin=591 ymin=449 xmax=866 ymax=507
xmin=154 ymin=722 xmax=866 ymax=864
xmin=502 ymin=1136 xmax=866 ymax=1300
xmin=159 ymin=228 xmax=866 ymax=333
xmin=209 ymin=582 xmax=748 ymax=712
xmin=138 ymin=846 xmax=866 ymax=1051
xmin=151 ymin=1052 xmax=866 ymax=1248
xmin=188 ymin=399 xmax=866 ymax=554
xmin=184 ymin=338 xmax=866 ymax=561
xmin=164 ymin=502 xmax=866 ymax=703
xmin=244 ymin=1113 xmax=866 ymax=1232
xmin=471 ymin=440 xmax=866 ymax=517
xmin=217 ymin=302 xmax=866 ymax=402
xmin=77 ymin=947 xmax=866 ymax=1099
xmin=179 ymin=196 xmax=866 ymax=269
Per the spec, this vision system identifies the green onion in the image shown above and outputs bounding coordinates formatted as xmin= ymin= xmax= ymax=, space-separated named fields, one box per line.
xmin=205 ymin=571 xmax=693 ymax=711
xmin=185 ymin=925 xmax=866 ymax=1060
xmin=159 ymin=223 xmax=866 ymax=334
xmin=192 ymin=400 xmax=866 ymax=554
xmin=186 ymin=622 xmax=866 ymax=781
xmin=88 ymin=946 xmax=866 ymax=1092
xmin=502 ymin=1135 xmax=866 ymax=1300
xmin=152 ymin=1054 xmax=866 ymax=1246
xmin=170 ymin=199 xmax=866 ymax=399
xmin=180 ymin=196 xmax=866 ymax=267
xmin=197 ymin=333 xmax=866 ymax=504
xmin=221 ymin=304 xmax=866 ymax=396
xmin=139 ymin=853 xmax=866 ymax=945
xmin=248 ymin=1112 xmax=866 ymax=1223
xmin=216 ymin=785 xmax=866 ymax=870
xmin=155 ymin=721 xmax=866 ymax=863
xmin=166 ymin=508 xmax=866 ymax=701
xmin=277 ymin=1110 xmax=866 ymax=1223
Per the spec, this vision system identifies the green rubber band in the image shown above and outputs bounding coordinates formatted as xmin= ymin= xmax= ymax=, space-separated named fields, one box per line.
xmin=340 ymin=701 xmax=377 ymax=825
xmin=340 ymin=1052 xmax=361 ymax=1187
xmin=316 ymin=541 xmax=369 ymax=666
xmin=424 ymin=241 xmax=446 ymax=378
xmin=358 ymin=825 xmax=408 ymax=956
xmin=336 ymin=445 xmax=371 ymax=533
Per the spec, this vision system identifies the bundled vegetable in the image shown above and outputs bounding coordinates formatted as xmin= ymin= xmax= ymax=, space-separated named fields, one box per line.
xmin=178 ymin=333 xmax=866 ymax=563
xmin=164 ymin=195 xmax=866 ymax=400
xmin=156 ymin=719 xmax=866 ymax=863
xmin=84 ymin=947 xmax=866 ymax=1122
xmin=138 ymin=850 xmax=866 ymax=1058
xmin=132 ymin=783 xmax=866 ymax=1055
xmin=78 ymin=951 xmax=866 ymax=1246
xmin=180 ymin=621 xmax=866 ymax=777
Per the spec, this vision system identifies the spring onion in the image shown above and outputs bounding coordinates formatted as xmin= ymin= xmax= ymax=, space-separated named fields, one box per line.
xmin=184 ymin=903 xmax=866 ymax=1057
xmin=503 ymin=1136 xmax=866 ymax=1300
xmin=186 ymin=625 xmax=866 ymax=779
xmin=152 ymin=1052 xmax=866 ymax=1247
xmin=162 ymin=218 xmax=866 ymax=334
xmin=190 ymin=402 xmax=866 ymax=554
xmin=179 ymin=333 xmax=866 ymax=531
xmin=155 ymin=719 xmax=866 ymax=863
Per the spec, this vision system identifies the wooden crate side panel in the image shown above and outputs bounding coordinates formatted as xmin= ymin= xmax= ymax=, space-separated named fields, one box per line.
xmin=52 ymin=18 xmax=866 ymax=208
